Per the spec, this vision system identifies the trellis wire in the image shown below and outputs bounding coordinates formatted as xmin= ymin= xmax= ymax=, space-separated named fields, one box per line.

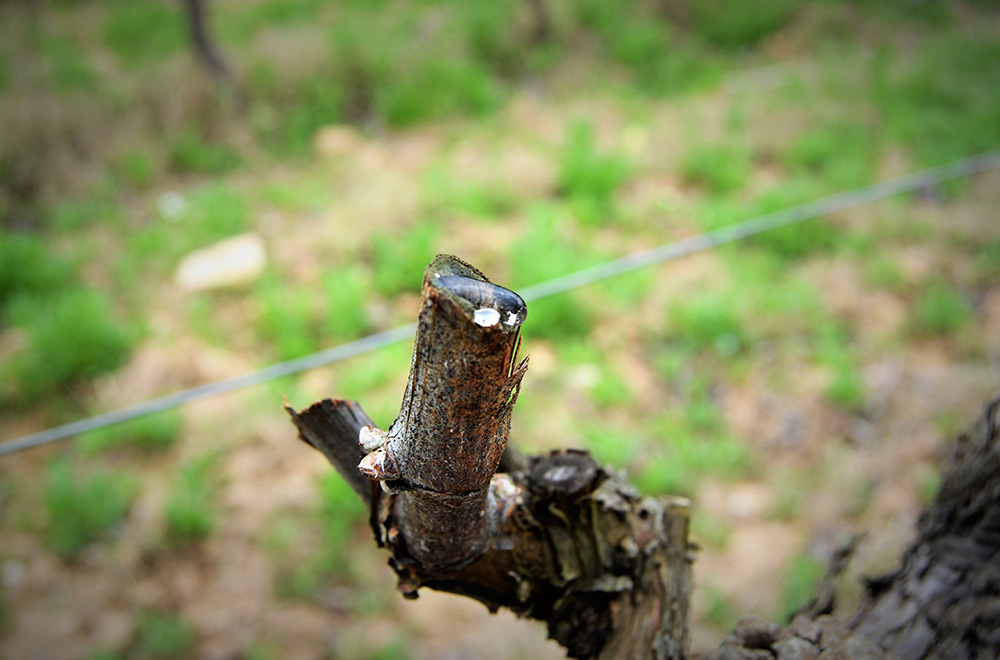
xmin=1 ymin=150 xmax=998 ymax=457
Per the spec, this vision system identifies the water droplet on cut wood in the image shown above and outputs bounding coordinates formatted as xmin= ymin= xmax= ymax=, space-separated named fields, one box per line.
xmin=437 ymin=275 xmax=527 ymax=329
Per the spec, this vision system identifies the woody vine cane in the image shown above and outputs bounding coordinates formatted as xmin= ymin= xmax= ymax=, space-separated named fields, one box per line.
xmin=288 ymin=254 xmax=694 ymax=660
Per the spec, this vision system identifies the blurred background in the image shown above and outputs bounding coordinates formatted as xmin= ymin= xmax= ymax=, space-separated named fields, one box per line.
xmin=1 ymin=0 xmax=999 ymax=658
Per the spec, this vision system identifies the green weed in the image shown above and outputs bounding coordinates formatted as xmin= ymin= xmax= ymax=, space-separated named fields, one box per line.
xmin=581 ymin=424 xmax=639 ymax=467
xmin=635 ymin=434 xmax=750 ymax=497
xmin=684 ymin=380 xmax=726 ymax=433
xmin=264 ymin=516 xmax=322 ymax=600
xmin=879 ymin=33 xmax=1000 ymax=166
xmin=318 ymin=471 xmax=366 ymax=557
xmin=104 ymin=1 xmax=186 ymax=68
xmin=186 ymin=183 xmax=251 ymax=242
xmin=635 ymin=412 xmax=751 ymax=497
xmin=276 ymin=78 xmax=344 ymax=157
xmin=681 ymin=143 xmax=751 ymax=196
xmin=186 ymin=294 xmax=225 ymax=346
xmin=323 ymin=4 xmax=505 ymax=127
xmin=607 ymin=19 xmax=671 ymax=84
xmin=576 ymin=0 xmax=717 ymax=94
xmin=612 ymin=20 xmax=712 ymax=94
xmin=840 ymin=232 xmax=877 ymax=257
xmin=78 ymin=411 xmax=183 ymax=454
xmin=256 ymin=272 xmax=319 ymax=360
xmin=260 ymin=179 xmax=332 ymax=213
xmin=327 ymin=9 xmax=396 ymax=118
xmin=377 ymin=58 xmax=502 ymax=127
xmin=729 ymin=248 xmax=827 ymax=335
xmin=827 ymin=361 xmax=865 ymax=410
xmin=371 ymin=223 xmax=437 ymax=296
xmin=933 ymin=409 xmax=964 ymax=439
xmin=169 ymin=130 xmax=241 ymax=175
xmin=746 ymin=180 xmax=840 ymax=260
xmin=691 ymin=0 xmax=801 ymax=49
xmin=695 ymin=197 xmax=745 ymax=232
xmin=48 ymin=192 xmax=125 ymax=233
xmin=779 ymin=554 xmax=824 ymax=621
xmin=510 ymin=205 xmax=599 ymax=340
xmin=464 ymin=2 xmax=522 ymax=75
xmin=133 ymin=612 xmax=194 ymax=660
xmin=864 ymin=255 xmax=906 ymax=290
xmin=916 ymin=282 xmax=971 ymax=335
xmin=323 ymin=265 xmax=369 ymax=341
xmin=220 ymin=0 xmax=324 ymax=46
xmin=849 ymin=0 xmax=954 ymax=24
xmin=111 ymin=149 xmax=157 ymax=189
xmin=654 ymin=345 xmax=694 ymax=382
xmin=669 ymin=291 xmax=745 ymax=356
xmin=815 ymin=324 xmax=866 ymax=410
xmin=522 ymin=294 xmax=596 ymax=341
xmin=165 ymin=456 xmax=216 ymax=545
xmin=725 ymin=99 xmax=750 ymax=133
xmin=245 ymin=642 xmax=280 ymax=660
xmin=44 ymin=37 xmax=100 ymax=92
xmin=558 ymin=121 xmax=629 ymax=226
xmin=421 ymin=162 xmax=518 ymax=221
xmin=272 ymin=471 xmax=367 ymax=596
xmin=334 ymin=634 xmax=414 ymax=660
xmin=336 ymin=342 xmax=411 ymax=403
xmin=6 ymin=289 xmax=136 ymax=403
xmin=86 ymin=650 xmax=123 ymax=660
xmin=782 ymin=121 xmax=879 ymax=190
xmin=589 ymin=366 xmax=632 ymax=409
xmin=45 ymin=459 xmax=133 ymax=559
xmin=596 ymin=268 xmax=654 ymax=307
xmin=975 ymin=240 xmax=1000 ymax=282
xmin=752 ymin=219 xmax=841 ymax=262
xmin=0 ymin=232 xmax=71 ymax=309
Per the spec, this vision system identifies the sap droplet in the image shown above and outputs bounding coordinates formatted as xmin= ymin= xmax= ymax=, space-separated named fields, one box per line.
xmin=473 ymin=307 xmax=501 ymax=327
xmin=437 ymin=275 xmax=527 ymax=328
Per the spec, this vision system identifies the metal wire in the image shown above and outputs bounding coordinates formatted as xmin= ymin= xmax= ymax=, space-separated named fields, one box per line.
xmin=2 ymin=151 xmax=999 ymax=457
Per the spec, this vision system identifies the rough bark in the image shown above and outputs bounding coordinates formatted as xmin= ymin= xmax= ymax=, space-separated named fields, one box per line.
xmin=383 ymin=255 xmax=529 ymax=569
xmin=848 ymin=392 xmax=1000 ymax=659
xmin=288 ymin=254 xmax=693 ymax=659
xmin=705 ymin=393 xmax=1000 ymax=660
xmin=709 ymin=615 xmax=889 ymax=660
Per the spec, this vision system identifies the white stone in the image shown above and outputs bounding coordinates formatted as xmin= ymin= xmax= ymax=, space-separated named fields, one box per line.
xmin=174 ymin=233 xmax=267 ymax=292
xmin=156 ymin=191 xmax=187 ymax=221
